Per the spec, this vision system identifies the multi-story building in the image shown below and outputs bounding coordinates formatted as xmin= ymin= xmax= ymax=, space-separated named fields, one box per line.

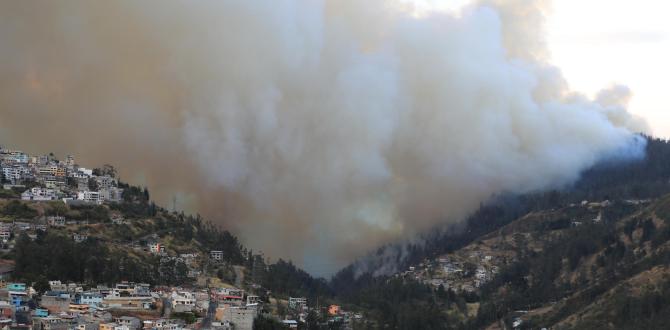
xmin=288 ymin=297 xmax=307 ymax=311
xmin=170 ymin=292 xmax=195 ymax=313
xmin=210 ymin=251 xmax=224 ymax=262
xmin=21 ymin=188 xmax=57 ymax=201
xmin=77 ymin=191 xmax=101 ymax=204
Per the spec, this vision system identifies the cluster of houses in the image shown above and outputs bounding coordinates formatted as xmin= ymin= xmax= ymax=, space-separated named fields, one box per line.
xmin=0 ymin=145 xmax=365 ymax=329
xmin=0 ymin=280 xmax=279 ymax=330
xmin=0 ymin=281 xmax=169 ymax=330
xmin=0 ymin=215 xmax=96 ymax=251
xmin=400 ymin=250 xmax=503 ymax=294
xmin=404 ymin=199 xmax=629 ymax=295
xmin=0 ymin=147 xmax=123 ymax=205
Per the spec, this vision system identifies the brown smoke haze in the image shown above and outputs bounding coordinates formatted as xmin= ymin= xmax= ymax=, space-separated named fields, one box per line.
xmin=0 ymin=0 xmax=648 ymax=275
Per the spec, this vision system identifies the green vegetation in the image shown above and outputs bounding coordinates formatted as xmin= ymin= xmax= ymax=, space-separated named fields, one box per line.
xmin=0 ymin=189 xmax=18 ymax=199
xmin=2 ymin=200 xmax=38 ymax=219
xmin=330 ymin=137 xmax=670 ymax=329
xmin=5 ymin=136 xmax=670 ymax=328
xmin=253 ymin=314 xmax=289 ymax=329
xmin=170 ymin=312 xmax=199 ymax=324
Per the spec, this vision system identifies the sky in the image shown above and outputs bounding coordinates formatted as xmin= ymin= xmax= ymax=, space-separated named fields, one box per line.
xmin=547 ymin=0 xmax=670 ymax=138
xmin=408 ymin=0 xmax=670 ymax=138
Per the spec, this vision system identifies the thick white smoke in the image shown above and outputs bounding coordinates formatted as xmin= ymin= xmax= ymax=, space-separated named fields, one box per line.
xmin=0 ymin=0 xmax=647 ymax=275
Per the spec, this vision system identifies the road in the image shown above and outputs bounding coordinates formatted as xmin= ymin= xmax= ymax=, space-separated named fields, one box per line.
xmin=201 ymin=298 xmax=218 ymax=329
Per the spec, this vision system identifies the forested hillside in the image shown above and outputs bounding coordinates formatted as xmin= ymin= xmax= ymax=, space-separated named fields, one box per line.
xmin=330 ymin=136 xmax=670 ymax=329
xmin=0 ymin=180 xmax=329 ymax=303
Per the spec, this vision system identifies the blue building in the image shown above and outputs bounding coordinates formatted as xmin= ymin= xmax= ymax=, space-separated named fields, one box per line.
xmin=34 ymin=308 xmax=49 ymax=317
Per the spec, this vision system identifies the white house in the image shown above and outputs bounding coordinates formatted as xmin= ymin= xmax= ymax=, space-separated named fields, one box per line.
xmin=21 ymin=188 xmax=57 ymax=201
xmin=210 ymin=251 xmax=224 ymax=262
xmin=171 ymin=291 xmax=196 ymax=313
xmin=148 ymin=242 xmax=164 ymax=254
xmin=77 ymin=191 xmax=101 ymax=204
xmin=73 ymin=234 xmax=88 ymax=243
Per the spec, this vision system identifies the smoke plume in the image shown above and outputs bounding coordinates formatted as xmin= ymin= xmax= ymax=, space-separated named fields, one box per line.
xmin=0 ymin=0 xmax=647 ymax=275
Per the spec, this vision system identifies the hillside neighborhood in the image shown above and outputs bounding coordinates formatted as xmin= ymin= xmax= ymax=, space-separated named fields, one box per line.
xmin=0 ymin=146 xmax=359 ymax=330
xmin=4 ymin=140 xmax=670 ymax=330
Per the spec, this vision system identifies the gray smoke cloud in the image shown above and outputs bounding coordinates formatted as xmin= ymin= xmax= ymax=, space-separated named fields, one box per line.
xmin=0 ymin=0 xmax=648 ymax=275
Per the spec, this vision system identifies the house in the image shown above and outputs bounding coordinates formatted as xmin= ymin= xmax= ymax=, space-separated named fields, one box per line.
xmin=76 ymin=292 xmax=103 ymax=306
xmin=2 ymin=165 xmax=30 ymax=184
xmin=32 ymin=315 xmax=69 ymax=330
xmin=194 ymin=291 xmax=210 ymax=312
xmin=94 ymin=176 xmax=117 ymax=190
xmin=212 ymin=288 xmax=244 ymax=306
xmin=328 ymin=305 xmax=340 ymax=316
xmin=288 ymin=297 xmax=307 ymax=311
xmin=75 ymin=322 xmax=99 ymax=330
xmin=13 ymin=222 xmax=32 ymax=231
xmin=47 ymin=216 xmax=66 ymax=227
xmin=210 ymin=251 xmax=224 ymax=262
xmin=142 ymin=319 xmax=184 ymax=330
xmin=76 ymin=168 xmax=93 ymax=177
xmin=110 ymin=214 xmax=126 ymax=225
xmin=99 ymin=188 xmax=123 ymax=203
xmin=218 ymin=306 xmax=257 ymax=330
xmin=38 ymin=165 xmax=59 ymax=177
xmin=148 ymin=242 xmax=164 ymax=254
xmin=102 ymin=283 xmax=153 ymax=310
xmin=6 ymin=283 xmax=24 ymax=291
xmin=64 ymin=155 xmax=75 ymax=168
xmin=34 ymin=308 xmax=49 ymax=317
xmin=170 ymin=291 xmax=195 ymax=313
xmin=99 ymin=323 xmax=129 ymax=330
xmin=21 ymin=188 xmax=57 ymax=201
xmin=77 ymin=191 xmax=101 ymax=205
xmin=48 ymin=281 xmax=67 ymax=292
xmin=281 ymin=320 xmax=298 ymax=329
xmin=114 ymin=316 xmax=141 ymax=330
xmin=246 ymin=295 xmax=260 ymax=306
xmin=69 ymin=303 xmax=89 ymax=314
xmin=0 ymin=300 xmax=15 ymax=319
xmin=40 ymin=292 xmax=71 ymax=313
xmin=73 ymin=234 xmax=88 ymax=243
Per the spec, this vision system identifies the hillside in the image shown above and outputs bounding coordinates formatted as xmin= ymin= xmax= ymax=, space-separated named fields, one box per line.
xmin=0 ymin=193 xmax=334 ymax=297
xmin=468 ymin=194 xmax=670 ymax=329
xmin=0 ymin=145 xmax=352 ymax=328
xmin=3 ymin=137 xmax=670 ymax=329
xmin=329 ymin=136 xmax=670 ymax=329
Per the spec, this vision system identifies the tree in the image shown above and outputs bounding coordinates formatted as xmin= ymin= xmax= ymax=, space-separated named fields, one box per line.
xmin=305 ymin=310 xmax=320 ymax=330
xmin=175 ymin=261 xmax=189 ymax=285
xmin=33 ymin=277 xmax=51 ymax=295
xmin=102 ymin=164 xmax=117 ymax=178
xmin=88 ymin=178 xmax=99 ymax=191
xmin=66 ymin=177 xmax=78 ymax=189
xmin=253 ymin=314 xmax=287 ymax=330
